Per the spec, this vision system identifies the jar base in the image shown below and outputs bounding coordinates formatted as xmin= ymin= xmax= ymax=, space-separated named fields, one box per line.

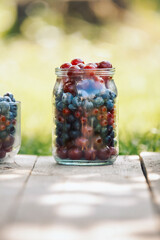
xmin=55 ymin=156 xmax=117 ymax=166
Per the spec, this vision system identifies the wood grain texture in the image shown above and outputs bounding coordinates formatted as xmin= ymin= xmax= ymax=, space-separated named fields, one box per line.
xmin=0 ymin=155 xmax=37 ymax=226
xmin=1 ymin=155 xmax=159 ymax=240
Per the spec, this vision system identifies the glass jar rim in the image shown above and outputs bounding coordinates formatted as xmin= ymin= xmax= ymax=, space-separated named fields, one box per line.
xmin=55 ymin=67 xmax=115 ymax=77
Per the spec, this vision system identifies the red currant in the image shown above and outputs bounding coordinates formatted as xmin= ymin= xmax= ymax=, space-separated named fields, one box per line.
xmin=67 ymin=65 xmax=80 ymax=77
xmin=100 ymin=119 xmax=107 ymax=126
xmin=71 ymin=58 xmax=84 ymax=65
xmin=100 ymin=106 xmax=107 ymax=113
xmin=75 ymin=111 xmax=81 ymax=118
xmin=63 ymin=108 xmax=70 ymax=115
xmin=60 ymin=63 xmax=72 ymax=69
xmin=0 ymin=124 xmax=6 ymax=131
xmin=92 ymin=108 xmax=99 ymax=115
xmin=81 ymin=117 xmax=87 ymax=124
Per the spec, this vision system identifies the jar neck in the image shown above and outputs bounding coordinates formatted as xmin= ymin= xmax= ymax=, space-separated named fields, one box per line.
xmin=55 ymin=68 xmax=115 ymax=77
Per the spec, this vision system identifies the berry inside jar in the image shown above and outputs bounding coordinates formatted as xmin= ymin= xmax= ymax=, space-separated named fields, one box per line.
xmin=53 ymin=59 xmax=118 ymax=165
xmin=0 ymin=93 xmax=20 ymax=162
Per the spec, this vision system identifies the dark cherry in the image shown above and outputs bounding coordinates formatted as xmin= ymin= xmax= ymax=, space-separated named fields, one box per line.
xmin=2 ymin=135 xmax=15 ymax=148
xmin=98 ymin=61 xmax=112 ymax=68
xmin=60 ymin=63 xmax=72 ymax=69
xmin=4 ymin=146 xmax=12 ymax=152
xmin=84 ymin=148 xmax=97 ymax=160
xmin=109 ymin=147 xmax=117 ymax=156
xmin=67 ymin=65 xmax=80 ymax=77
xmin=56 ymin=147 xmax=68 ymax=159
xmin=68 ymin=148 xmax=83 ymax=160
xmin=97 ymin=147 xmax=110 ymax=160
xmin=0 ymin=150 xmax=6 ymax=159
xmin=77 ymin=63 xmax=85 ymax=68
xmin=71 ymin=58 xmax=84 ymax=65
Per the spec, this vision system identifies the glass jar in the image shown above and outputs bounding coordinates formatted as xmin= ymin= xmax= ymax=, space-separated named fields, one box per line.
xmin=0 ymin=101 xmax=21 ymax=163
xmin=52 ymin=67 xmax=118 ymax=165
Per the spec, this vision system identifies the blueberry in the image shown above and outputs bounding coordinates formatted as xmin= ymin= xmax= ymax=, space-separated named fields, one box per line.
xmin=107 ymin=125 xmax=113 ymax=134
xmin=56 ymin=122 xmax=63 ymax=130
xmin=8 ymin=112 xmax=14 ymax=120
xmin=0 ymin=102 xmax=10 ymax=114
xmin=106 ymin=100 xmax=114 ymax=111
xmin=56 ymin=137 xmax=63 ymax=146
xmin=94 ymin=97 xmax=104 ymax=107
xmin=69 ymin=130 xmax=80 ymax=139
xmin=83 ymin=100 xmax=93 ymax=110
xmin=101 ymin=127 xmax=108 ymax=136
xmin=104 ymin=135 xmax=112 ymax=146
xmin=110 ymin=131 xmax=115 ymax=139
xmin=3 ymin=96 xmax=12 ymax=102
xmin=64 ymin=123 xmax=71 ymax=131
xmin=62 ymin=93 xmax=73 ymax=105
xmin=110 ymin=91 xmax=116 ymax=99
xmin=0 ymin=131 xmax=7 ymax=139
xmin=6 ymin=125 xmax=15 ymax=135
xmin=0 ymin=97 xmax=3 ymax=102
xmin=56 ymin=128 xmax=62 ymax=136
xmin=68 ymin=104 xmax=77 ymax=111
xmin=62 ymin=133 xmax=70 ymax=142
xmin=67 ymin=115 xmax=76 ymax=123
xmin=57 ymin=101 xmax=65 ymax=111
xmin=73 ymin=120 xmax=81 ymax=130
xmin=10 ymin=104 xmax=17 ymax=112
xmin=78 ymin=90 xmax=88 ymax=98
xmin=101 ymin=89 xmax=110 ymax=100
xmin=72 ymin=96 xmax=81 ymax=107
xmin=95 ymin=124 xmax=101 ymax=133
xmin=3 ymin=93 xmax=14 ymax=101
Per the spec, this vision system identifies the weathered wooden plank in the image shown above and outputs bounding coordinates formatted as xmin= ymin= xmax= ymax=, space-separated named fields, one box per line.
xmin=1 ymin=155 xmax=159 ymax=240
xmin=139 ymin=152 xmax=160 ymax=220
xmin=0 ymin=155 xmax=37 ymax=226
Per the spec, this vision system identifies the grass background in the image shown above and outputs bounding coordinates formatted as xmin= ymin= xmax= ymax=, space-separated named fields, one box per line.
xmin=0 ymin=0 xmax=160 ymax=155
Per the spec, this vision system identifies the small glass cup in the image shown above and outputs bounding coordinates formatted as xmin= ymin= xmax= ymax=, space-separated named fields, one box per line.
xmin=0 ymin=101 xmax=21 ymax=163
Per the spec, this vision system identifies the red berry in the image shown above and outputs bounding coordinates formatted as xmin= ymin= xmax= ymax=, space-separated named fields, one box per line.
xmin=68 ymin=148 xmax=83 ymax=160
xmin=98 ymin=61 xmax=112 ymax=68
xmin=58 ymin=116 xmax=65 ymax=123
xmin=84 ymin=148 xmax=97 ymax=160
xmin=0 ymin=115 xmax=6 ymax=122
xmin=5 ymin=120 xmax=11 ymax=126
xmin=77 ymin=63 xmax=85 ymax=69
xmin=98 ymin=114 xmax=105 ymax=121
xmin=2 ymin=135 xmax=15 ymax=148
xmin=4 ymin=146 xmax=12 ymax=152
xmin=75 ymin=111 xmax=81 ymax=118
xmin=100 ymin=106 xmax=107 ymax=113
xmin=97 ymin=147 xmax=110 ymax=160
xmin=71 ymin=58 xmax=84 ymax=65
xmin=107 ymin=112 xmax=112 ymax=119
xmin=60 ymin=63 xmax=72 ymax=69
xmin=84 ymin=64 xmax=96 ymax=69
xmin=0 ymin=150 xmax=6 ymax=159
xmin=75 ymin=137 xmax=89 ymax=148
xmin=0 ymin=124 xmax=6 ymax=131
xmin=94 ymin=136 xmax=103 ymax=149
xmin=92 ymin=108 xmax=99 ymax=115
xmin=57 ymin=147 xmax=68 ymax=159
xmin=81 ymin=117 xmax=87 ymax=124
xmin=63 ymin=83 xmax=76 ymax=95
xmin=100 ymin=119 xmax=107 ymax=126
xmin=67 ymin=65 xmax=80 ymax=77
xmin=82 ymin=125 xmax=93 ymax=137
xmin=63 ymin=108 xmax=70 ymax=115
xmin=108 ymin=118 xmax=114 ymax=125
xmin=109 ymin=147 xmax=117 ymax=156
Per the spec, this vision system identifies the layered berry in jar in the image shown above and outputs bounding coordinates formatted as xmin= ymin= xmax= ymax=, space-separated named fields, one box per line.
xmin=52 ymin=59 xmax=118 ymax=165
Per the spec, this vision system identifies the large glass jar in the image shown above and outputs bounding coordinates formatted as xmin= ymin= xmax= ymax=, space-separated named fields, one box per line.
xmin=0 ymin=101 xmax=21 ymax=163
xmin=52 ymin=67 xmax=118 ymax=165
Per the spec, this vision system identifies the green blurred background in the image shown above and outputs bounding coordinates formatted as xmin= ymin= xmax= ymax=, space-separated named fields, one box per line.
xmin=0 ymin=0 xmax=160 ymax=155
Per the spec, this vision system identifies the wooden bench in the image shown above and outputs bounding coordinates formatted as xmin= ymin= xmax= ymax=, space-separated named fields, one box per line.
xmin=0 ymin=153 xmax=160 ymax=240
